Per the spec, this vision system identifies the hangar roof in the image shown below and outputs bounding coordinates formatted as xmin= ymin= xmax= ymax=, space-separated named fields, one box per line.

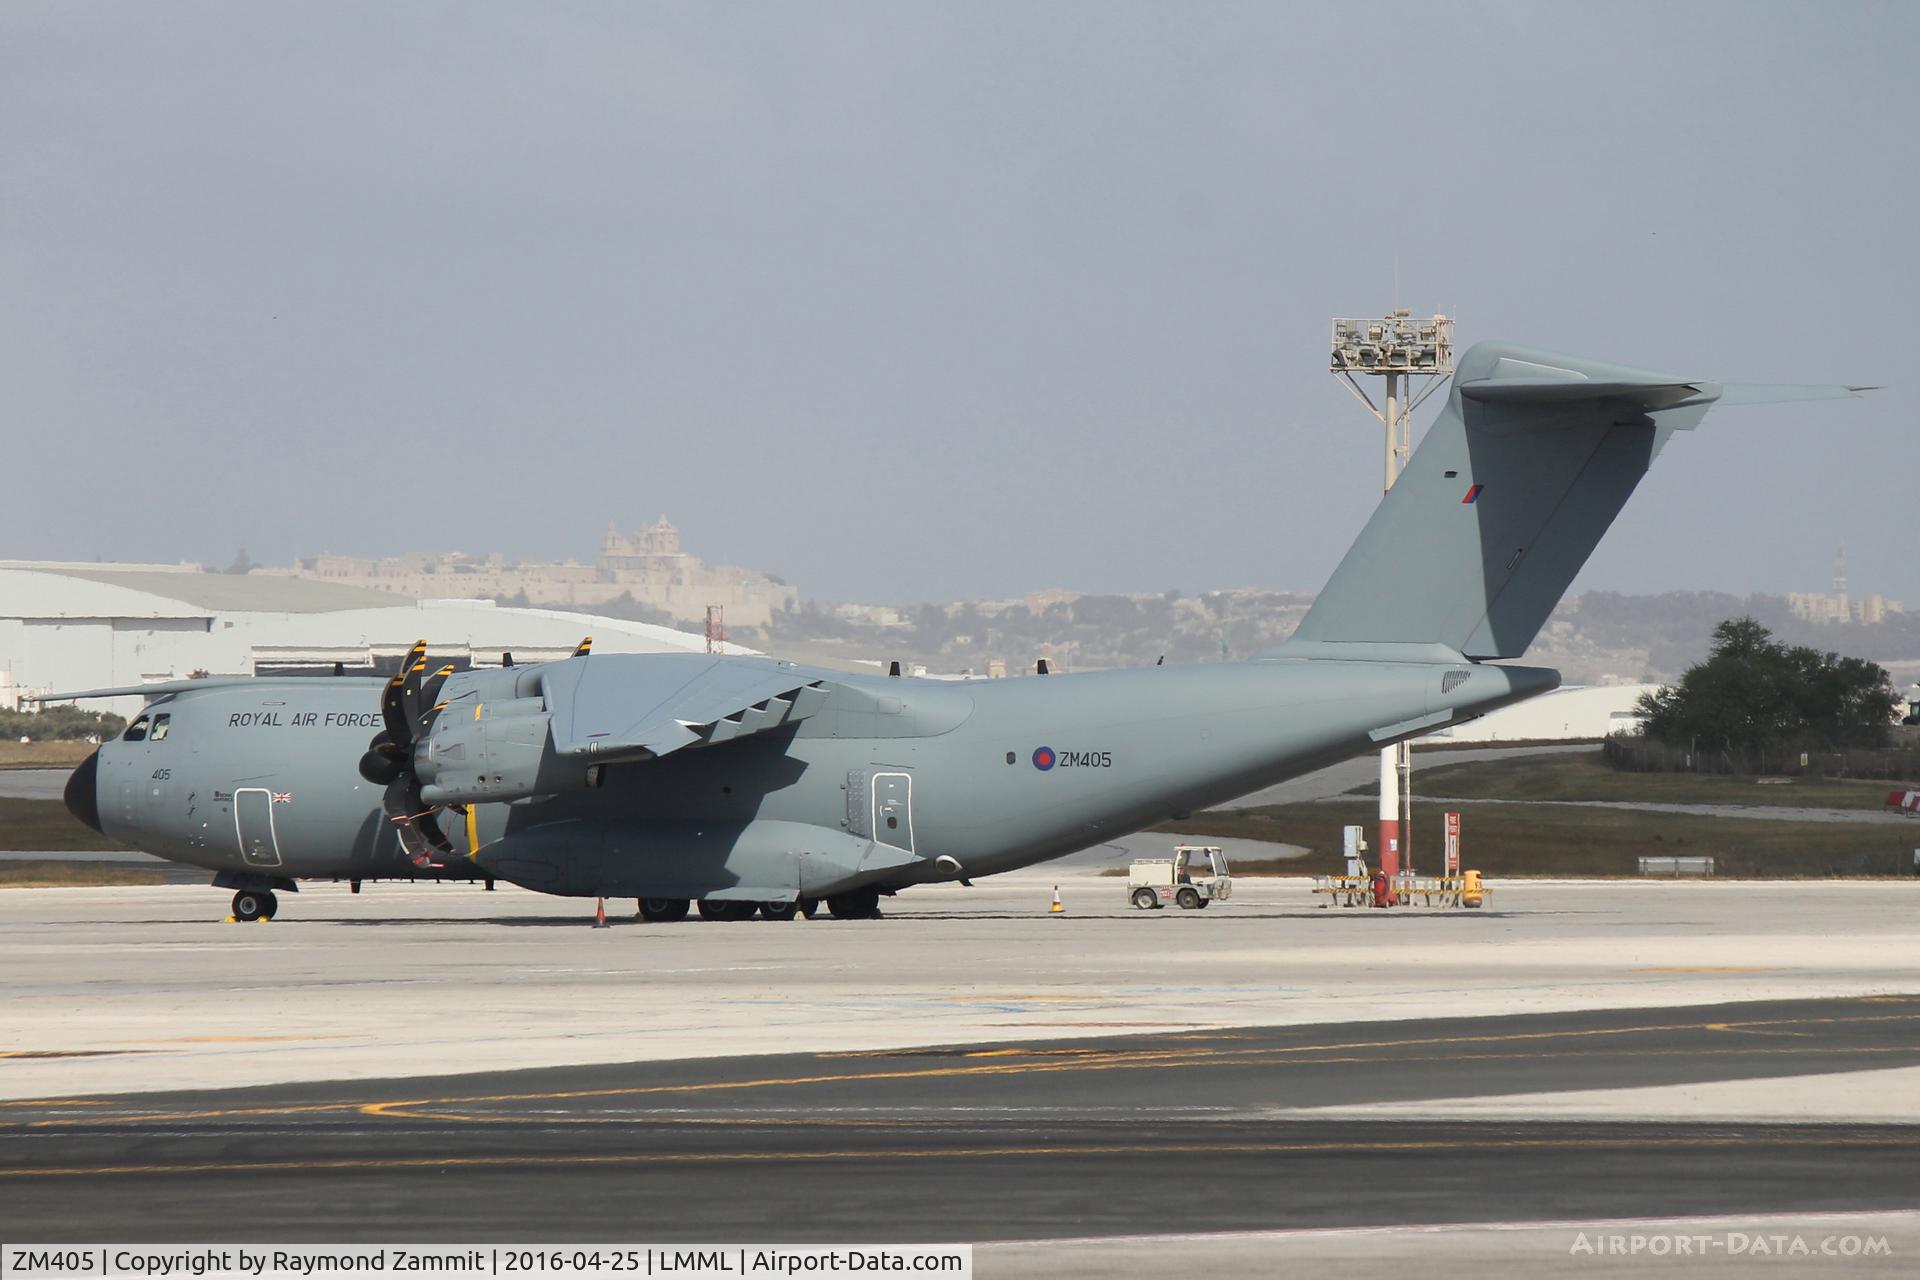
xmin=0 ymin=563 xmax=746 ymax=660
xmin=0 ymin=563 xmax=405 ymax=615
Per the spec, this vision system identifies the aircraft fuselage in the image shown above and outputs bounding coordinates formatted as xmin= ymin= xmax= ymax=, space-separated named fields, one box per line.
xmin=70 ymin=656 xmax=1552 ymax=904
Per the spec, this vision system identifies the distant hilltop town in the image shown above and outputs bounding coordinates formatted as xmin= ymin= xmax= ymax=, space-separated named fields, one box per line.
xmin=1784 ymin=547 xmax=1904 ymax=626
xmin=263 ymin=517 xmax=797 ymax=628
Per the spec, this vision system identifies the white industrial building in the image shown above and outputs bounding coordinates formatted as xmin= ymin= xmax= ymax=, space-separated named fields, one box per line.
xmin=1422 ymin=682 xmax=1658 ymax=744
xmin=0 ymin=561 xmax=748 ymax=720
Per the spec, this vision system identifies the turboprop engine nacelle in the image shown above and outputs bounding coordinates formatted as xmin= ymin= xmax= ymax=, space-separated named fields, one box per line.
xmin=415 ymin=698 xmax=590 ymax=805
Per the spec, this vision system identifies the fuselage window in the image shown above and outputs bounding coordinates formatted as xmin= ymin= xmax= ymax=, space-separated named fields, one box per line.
xmin=149 ymin=713 xmax=171 ymax=742
xmin=122 ymin=714 xmax=150 ymax=742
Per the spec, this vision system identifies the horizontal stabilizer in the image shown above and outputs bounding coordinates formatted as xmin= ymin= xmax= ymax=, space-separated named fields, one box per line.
xmin=1458 ymin=378 xmax=1711 ymax=409
xmin=1715 ymin=382 xmax=1874 ymax=405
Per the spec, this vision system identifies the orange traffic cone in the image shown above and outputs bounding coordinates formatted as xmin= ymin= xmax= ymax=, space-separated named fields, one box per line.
xmin=1049 ymin=885 xmax=1064 ymax=915
xmin=593 ymin=896 xmax=609 ymax=929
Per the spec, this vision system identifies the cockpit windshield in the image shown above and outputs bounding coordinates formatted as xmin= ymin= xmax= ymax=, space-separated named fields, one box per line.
xmin=121 ymin=712 xmax=171 ymax=743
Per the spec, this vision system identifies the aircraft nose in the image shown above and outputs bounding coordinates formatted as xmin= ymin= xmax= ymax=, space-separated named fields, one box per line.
xmin=64 ymin=750 xmax=104 ymax=835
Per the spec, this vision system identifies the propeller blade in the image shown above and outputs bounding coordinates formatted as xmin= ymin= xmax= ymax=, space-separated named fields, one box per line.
xmin=400 ymin=655 xmax=431 ymax=732
xmin=383 ymin=776 xmax=449 ymax=868
xmin=416 ymin=665 xmax=456 ymax=732
xmin=357 ymin=742 xmax=404 ymax=786
xmin=380 ymin=672 xmax=410 ymax=747
xmin=413 ymin=811 xmax=456 ymax=858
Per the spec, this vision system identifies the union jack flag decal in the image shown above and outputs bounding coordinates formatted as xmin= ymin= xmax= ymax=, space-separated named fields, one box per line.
xmin=271 ymin=792 xmax=293 ymax=804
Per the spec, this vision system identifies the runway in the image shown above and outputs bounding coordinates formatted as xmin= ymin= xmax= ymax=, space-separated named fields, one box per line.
xmin=3 ymin=997 xmax=1918 ymax=1244
xmin=4 ymin=878 xmax=1918 ymax=1273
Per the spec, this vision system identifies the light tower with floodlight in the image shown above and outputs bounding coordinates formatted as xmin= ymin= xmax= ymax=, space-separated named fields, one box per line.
xmin=1329 ymin=309 xmax=1454 ymax=891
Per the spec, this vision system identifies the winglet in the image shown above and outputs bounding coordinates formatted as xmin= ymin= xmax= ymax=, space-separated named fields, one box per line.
xmin=574 ymin=636 xmax=593 ymax=658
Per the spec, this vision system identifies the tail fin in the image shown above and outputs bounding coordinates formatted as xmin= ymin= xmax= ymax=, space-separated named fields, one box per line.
xmin=1282 ymin=340 xmax=1860 ymax=662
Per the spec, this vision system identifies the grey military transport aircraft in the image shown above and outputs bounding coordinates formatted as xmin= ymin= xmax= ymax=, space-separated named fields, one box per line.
xmin=49 ymin=341 xmax=1860 ymax=922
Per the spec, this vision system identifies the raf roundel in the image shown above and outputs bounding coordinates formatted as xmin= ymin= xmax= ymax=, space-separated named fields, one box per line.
xmin=1031 ymin=746 xmax=1056 ymax=771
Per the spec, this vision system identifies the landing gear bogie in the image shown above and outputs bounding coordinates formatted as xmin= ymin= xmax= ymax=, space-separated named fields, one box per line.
xmin=826 ymin=887 xmax=883 ymax=920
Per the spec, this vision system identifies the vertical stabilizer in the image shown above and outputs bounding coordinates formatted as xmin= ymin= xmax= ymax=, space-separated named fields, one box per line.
xmin=1280 ymin=341 xmax=1856 ymax=661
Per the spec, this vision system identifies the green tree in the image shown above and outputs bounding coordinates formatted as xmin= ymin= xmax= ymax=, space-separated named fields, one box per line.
xmin=1635 ymin=617 xmax=1898 ymax=752
xmin=0 ymin=707 xmax=127 ymax=741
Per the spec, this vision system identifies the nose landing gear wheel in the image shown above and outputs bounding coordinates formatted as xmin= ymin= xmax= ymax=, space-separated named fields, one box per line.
xmin=1131 ymin=887 xmax=1159 ymax=911
xmin=231 ymin=889 xmax=277 ymax=922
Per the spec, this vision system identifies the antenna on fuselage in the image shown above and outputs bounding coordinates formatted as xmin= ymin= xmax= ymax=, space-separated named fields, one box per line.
xmin=1036 ymin=659 xmax=1050 ymax=676
xmin=501 ymin=652 xmax=514 ymax=668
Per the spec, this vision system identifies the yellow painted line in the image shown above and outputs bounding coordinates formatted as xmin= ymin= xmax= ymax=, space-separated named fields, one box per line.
xmin=119 ymin=1035 xmax=349 ymax=1046
xmin=5 ymin=1131 xmax=1913 ymax=1182
xmin=465 ymin=807 xmax=479 ymax=859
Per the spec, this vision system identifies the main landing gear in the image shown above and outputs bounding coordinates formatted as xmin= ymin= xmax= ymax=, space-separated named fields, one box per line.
xmin=634 ymin=893 xmax=876 ymax=922
xmin=231 ymin=889 xmax=278 ymax=922
xmin=826 ymin=887 xmax=882 ymax=920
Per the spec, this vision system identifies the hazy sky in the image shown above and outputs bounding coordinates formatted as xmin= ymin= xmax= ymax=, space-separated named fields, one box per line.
xmin=4 ymin=2 xmax=1914 ymax=605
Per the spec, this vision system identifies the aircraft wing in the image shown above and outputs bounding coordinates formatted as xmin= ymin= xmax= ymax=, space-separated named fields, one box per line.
xmin=539 ymin=654 xmax=832 ymax=762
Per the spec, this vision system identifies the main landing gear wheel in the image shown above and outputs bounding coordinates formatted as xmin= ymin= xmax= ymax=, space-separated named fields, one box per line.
xmin=827 ymin=887 xmax=882 ymax=920
xmin=637 ymin=897 xmax=690 ymax=923
xmin=759 ymin=901 xmax=799 ymax=921
xmin=796 ymin=897 xmax=821 ymax=919
xmin=232 ymin=889 xmax=277 ymax=922
xmin=697 ymin=900 xmax=757 ymax=923
xmin=1131 ymin=887 xmax=1160 ymax=911
xmin=1175 ymin=887 xmax=1201 ymax=910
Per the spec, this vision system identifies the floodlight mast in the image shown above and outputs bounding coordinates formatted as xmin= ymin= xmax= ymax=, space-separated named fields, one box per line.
xmin=1328 ymin=310 xmax=1455 ymax=896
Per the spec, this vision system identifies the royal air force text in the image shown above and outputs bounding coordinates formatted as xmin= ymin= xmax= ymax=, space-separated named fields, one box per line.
xmin=226 ymin=711 xmax=382 ymax=729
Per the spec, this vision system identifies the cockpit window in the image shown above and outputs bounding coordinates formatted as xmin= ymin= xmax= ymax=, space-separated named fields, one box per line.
xmin=122 ymin=714 xmax=150 ymax=742
xmin=148 ymin=713 xmax=171 ymax=742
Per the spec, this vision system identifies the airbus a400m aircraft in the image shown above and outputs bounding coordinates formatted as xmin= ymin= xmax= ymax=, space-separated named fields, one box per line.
xmin=52 ymin=342 xmax=1859 ymax=922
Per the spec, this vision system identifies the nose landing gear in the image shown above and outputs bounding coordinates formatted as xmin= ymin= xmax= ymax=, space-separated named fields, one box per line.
xmin=231 ymin=889 xmax=277 ymax=922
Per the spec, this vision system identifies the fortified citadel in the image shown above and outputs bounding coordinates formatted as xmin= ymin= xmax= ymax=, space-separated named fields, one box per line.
xmin=269 ymin=517 xmax=796 ymax=628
